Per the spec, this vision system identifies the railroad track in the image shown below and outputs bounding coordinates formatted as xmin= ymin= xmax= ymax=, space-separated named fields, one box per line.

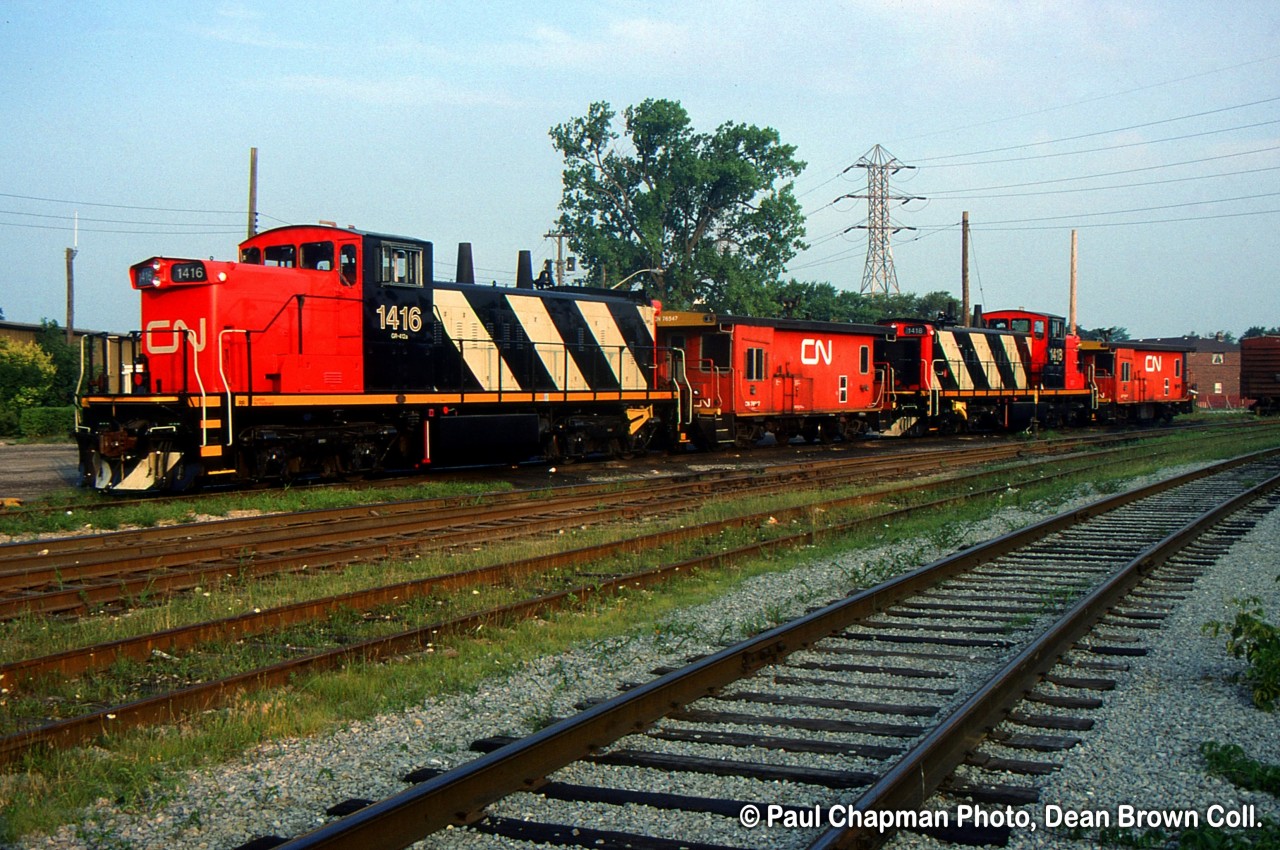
xmin=0 ymin=439 xmax=1122 ymax=620
xmin=226 ymin=450 xmax=1280 ymax=850
xmin=0 ymin=437 xmax=1272 ymax=765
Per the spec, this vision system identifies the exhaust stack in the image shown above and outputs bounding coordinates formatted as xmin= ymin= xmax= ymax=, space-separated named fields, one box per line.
xmin=516 ymin=250 xmax=534 ymax=289
xmin=456 ymin=243 xmax=475 ymax=284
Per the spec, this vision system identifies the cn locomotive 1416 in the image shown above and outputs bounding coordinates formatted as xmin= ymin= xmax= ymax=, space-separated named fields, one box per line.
xmin=76 ymin=224 xmax=677 ymax=491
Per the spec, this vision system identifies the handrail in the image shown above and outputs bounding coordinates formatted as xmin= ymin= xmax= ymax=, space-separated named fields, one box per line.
xmin=219 ymin=329 xmax=250 ymax=445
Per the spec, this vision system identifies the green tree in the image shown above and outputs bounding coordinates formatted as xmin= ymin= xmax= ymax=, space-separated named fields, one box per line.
xmin=0 ymin=338 xmax=56 ymax=435
xmin=550 ymin=99 xmax=807 ymax=310
xmin=35 ymin=319 xmax=79 ymax=405
xmin=1077 ymin=326 xmax=1131 ymax=341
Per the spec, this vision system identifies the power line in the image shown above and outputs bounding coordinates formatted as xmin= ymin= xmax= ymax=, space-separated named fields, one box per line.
xmin=976 ymin=190 xmax=1280 ymax=226
xmin=920 ymin=118 xmax=1280 ymax=168
xmin=922 ymin=144 xmax=1280 ymax=196
xmin=791 ymin=53 xmax=1280 ymax=201
xmin=0 ymin=208 xmax=247 ymax=227
xmin=0 ymin=190 xmax=243 ymax=215
xmin=891 ymin=52 xmax=1280 ymax=147
xmin=0 ymin=220 xmax=243 ymax=235
xmin=912 ymin=95 xmax=1280 ymax=163
xmin=926 ymin=162 xmax=1280 ymax=200
xmin=971 ymin=207 xmax=1280 ymax=230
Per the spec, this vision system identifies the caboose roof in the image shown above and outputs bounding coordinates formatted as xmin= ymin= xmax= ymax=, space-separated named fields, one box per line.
xmin=658 ymin=310 xmax=888 ymax=337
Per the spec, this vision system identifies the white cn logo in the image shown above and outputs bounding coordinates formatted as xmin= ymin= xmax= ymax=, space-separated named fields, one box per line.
xmin=1145 ymin=354 xmax=1163 ymax=372
xmin=145 ymin=318 xmax=207 ymax=354
xmin=801 ymin=338 xmax=833 ymax=366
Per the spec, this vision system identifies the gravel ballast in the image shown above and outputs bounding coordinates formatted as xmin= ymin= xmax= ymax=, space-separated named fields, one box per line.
xmin=9 ymin=472 xmax=1280 ymax=850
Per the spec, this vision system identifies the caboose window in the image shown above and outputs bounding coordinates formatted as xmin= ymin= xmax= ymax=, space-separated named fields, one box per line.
xmin=1175 ymin=359 xmax=1182 ymax=377
xmin=745 ymin=347 xmax=765 ymax=381
xmin=301 ymin=241 xmax=334 ymax=271
xmin=860 ymin=345 xmax=870 ymax=374
xmin=1121 ymin=362 xmax=1132 ymax=382
xmin=380 ymin=244 xmax=423 ymax=287
xmin=264 ymin=245 xmax=297 ymax=267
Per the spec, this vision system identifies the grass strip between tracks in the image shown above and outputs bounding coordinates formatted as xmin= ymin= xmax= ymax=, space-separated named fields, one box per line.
xmin=2 ymin=423 xmax=1279 ymax=842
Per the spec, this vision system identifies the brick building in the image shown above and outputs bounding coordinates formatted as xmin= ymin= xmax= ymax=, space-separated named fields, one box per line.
xmin=1136 ymin=334 xmax=1242 ymax=410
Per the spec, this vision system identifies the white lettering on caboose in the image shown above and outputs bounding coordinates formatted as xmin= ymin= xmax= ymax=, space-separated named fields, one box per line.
xmin=801 ymin=338 xmax=833 ymax=366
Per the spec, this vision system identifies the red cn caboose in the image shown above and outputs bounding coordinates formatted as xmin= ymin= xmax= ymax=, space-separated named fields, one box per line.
xmin=657 ymin=312 xmax=889 ymax=446
xmin=1079 ymin=340 xmax=1194 ymax=422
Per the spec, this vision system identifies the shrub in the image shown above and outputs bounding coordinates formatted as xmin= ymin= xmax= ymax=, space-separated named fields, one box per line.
xmin=19 ymin=407 xmax=75 ymax=440
xmin=1205 ymin=595 xmax=1280 ymax=712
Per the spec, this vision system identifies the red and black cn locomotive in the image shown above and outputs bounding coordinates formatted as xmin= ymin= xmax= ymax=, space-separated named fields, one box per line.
xmin=76 ymin=224 xmax=676 ymax=491
xmin=76 ymin=223 xmax=1200 ymax=493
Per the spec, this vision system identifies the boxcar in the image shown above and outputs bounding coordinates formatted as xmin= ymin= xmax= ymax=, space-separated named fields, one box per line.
xmin=1241 ymin=335 xmax=1280 ymax=415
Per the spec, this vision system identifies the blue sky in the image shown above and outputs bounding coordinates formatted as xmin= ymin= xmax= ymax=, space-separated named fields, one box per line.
xmin=1 ymin=0 xmax=1277 ymax=338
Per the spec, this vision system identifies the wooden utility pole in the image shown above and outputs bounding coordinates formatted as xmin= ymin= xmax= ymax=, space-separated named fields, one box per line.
xmin=544 ymin=229 xmax=567 ymax=286
xmin=64 ymin=248 xmax=77 ymax=345
xmin=247 ymin=147 xmax=259 ymax=239
xmin=961 ymin=211 xmax=970 ymax=325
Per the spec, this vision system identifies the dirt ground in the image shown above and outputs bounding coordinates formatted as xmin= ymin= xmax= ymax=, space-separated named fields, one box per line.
xmin=0 ymin=443 xmax=81 ymax=503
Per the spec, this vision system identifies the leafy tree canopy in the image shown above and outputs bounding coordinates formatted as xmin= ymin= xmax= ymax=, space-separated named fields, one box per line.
xmin=1243 ymin=326 xmax=1280 ymax=338
xmin=714 ymin=279 xmax=961 ymax=325
xmin=550 ymin=99 xmax=807 ymax=310
xmin=1077 ymin=326 xmax=1131 ymax=342
xmin=35 ymin=319 xmax=79 ymax=405
xmin=0 ymin=337 xmax=56 ymax=411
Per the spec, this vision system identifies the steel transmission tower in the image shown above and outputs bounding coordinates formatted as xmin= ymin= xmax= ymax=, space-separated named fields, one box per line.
xmin=844 ymin=145 xmax=920 ymax=295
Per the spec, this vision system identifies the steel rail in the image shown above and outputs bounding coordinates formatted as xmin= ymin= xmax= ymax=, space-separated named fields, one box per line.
xmin=807 ymin=463 xmax=1280 ymax=850
xmin=0 ymin=438 xmax=1173 ymax=689
xmin=264 ymin=448 xmax=1280 ymax=850
xmin=0 ymin=441 xmax=1083 ymax=618
xmin=0 ymin=443 xmax=1140 ymax=762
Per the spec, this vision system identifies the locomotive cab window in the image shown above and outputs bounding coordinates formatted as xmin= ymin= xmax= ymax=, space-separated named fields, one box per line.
xmin=240 ymin=246 xmax=262 ymax=264
xmin=380 ymin=244 xmax=424 ymax=287
xmin=1050 ymin=318 xmax=1064 ymax=338
xmin=300 ymin=241 xmax=334 ymax=271
xmin=339 ymin=245 xmax=358 ymax=286
xmin=264 ymin=245 xmax=297 ymax=267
